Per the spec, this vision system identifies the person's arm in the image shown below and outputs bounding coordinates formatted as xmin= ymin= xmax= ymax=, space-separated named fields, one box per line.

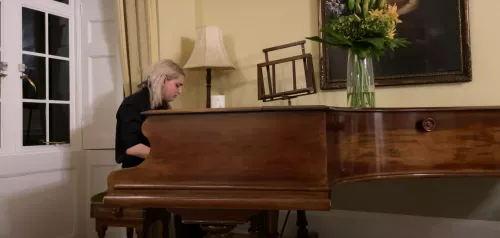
xmin=117 ymin=104 xmax=150 ymax=159
xmin=126 ymin=143 xmax=150 ymax=159
xmin=398 ymin=0 xmax=419 ymax=15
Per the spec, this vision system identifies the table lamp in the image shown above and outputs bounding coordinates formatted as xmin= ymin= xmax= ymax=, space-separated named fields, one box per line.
xmin=184 ymin=26 xmax=235 ymax=108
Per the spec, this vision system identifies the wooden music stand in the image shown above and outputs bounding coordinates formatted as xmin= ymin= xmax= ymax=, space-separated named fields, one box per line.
xmin=257 ymin=40 xmax=317 ymax=105
xmin=257 ymin=41 xmax=319 ymax=238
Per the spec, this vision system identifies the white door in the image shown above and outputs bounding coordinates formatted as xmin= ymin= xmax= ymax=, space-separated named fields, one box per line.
xmin=81 ymin=0 xmax=123 ymax=150
xmin=0 ymin=0 xmax=85 ymax=238
xmin=0 ymin=0 xmax=123 ymax=236
xmin=80 ymin=0 xmax=124 ymax=237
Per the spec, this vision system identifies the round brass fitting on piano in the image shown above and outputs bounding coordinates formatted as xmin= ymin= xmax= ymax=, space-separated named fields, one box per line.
xmin=418 ymin=117 xmax=436 ymax=132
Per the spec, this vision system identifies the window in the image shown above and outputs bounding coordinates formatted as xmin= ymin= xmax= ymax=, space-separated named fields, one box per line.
xmin=0 ymin=1 xmax=3 ymax=149
xmin=22 ymin=7 xmax=70 ymax=146
xmin=0 ymin=0 xmax=77 ymax=153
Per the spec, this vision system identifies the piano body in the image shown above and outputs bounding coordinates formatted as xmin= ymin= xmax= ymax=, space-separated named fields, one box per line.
xmin=104 ymin=105 xmax=500 ymax=237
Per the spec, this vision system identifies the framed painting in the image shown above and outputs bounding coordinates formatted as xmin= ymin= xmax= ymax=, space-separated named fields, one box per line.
xmin=317 ymin=0 xmax=472 ymax=90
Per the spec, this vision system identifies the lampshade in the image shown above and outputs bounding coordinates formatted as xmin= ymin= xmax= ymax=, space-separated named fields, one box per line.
xmin=184 ymin=26 xmax=235 ymax=70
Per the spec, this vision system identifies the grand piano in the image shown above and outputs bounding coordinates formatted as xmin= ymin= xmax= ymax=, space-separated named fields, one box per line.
xmin=104 ymin=105 xmax=500 ymax=237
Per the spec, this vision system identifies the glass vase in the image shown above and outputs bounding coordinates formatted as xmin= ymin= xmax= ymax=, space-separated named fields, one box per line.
xmin=346 ymin=49 xmax=375 ymax=108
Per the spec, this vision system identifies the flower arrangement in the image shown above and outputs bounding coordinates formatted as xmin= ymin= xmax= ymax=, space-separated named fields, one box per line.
xmin=306 ymin=0 xmax=409 ymax=108
xmin=308 ymin=0 xmax=409 ymax=60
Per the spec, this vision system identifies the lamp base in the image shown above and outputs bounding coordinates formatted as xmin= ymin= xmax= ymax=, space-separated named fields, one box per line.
xmin=206 ymin=68 xmax=212 ymax=108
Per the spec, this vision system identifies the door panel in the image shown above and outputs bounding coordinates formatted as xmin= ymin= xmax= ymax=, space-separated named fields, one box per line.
xmin=85 ymin=150 xmax=124 ymax=238
xmin=81 ymin=0 xmax=123 ymax=149
xmin=81 ymin=1 xmax=124 ymax=237
xmin=0 ymin=0 xmax=3 ymax=150
xmin=0 ymin=1 xmax=84 ymax=238
xmin=0 ymin=167 xmax=78 ymax=238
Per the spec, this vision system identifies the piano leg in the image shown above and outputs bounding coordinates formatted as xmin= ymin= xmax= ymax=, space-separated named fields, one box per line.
xmin=261 ymin=210 xmax=318 ymax=238
xmin=96 ymin=225 xmax=107 ymax=238
xmin=126 ymin=227 xmax=133 ymax=238
xmin=136 ymin=225 xmax=149 ymax=238
xmin=161 ymin=214 xmax=170 ymax=238
xmin=248 ymin=211 xmax=265 ymax=238
xmin=265 ymin=210 xmax=280 ymax=238
xmin=296 ymin=211 xmax=318 ymax=238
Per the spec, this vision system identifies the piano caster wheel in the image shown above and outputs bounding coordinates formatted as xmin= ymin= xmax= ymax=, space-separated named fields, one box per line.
xmin=200 ymin=224 xmax=236 ymax=238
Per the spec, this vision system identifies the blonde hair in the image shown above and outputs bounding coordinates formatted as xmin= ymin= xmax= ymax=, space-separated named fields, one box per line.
xmin=138 ymin=59 xmax=185 ymax=109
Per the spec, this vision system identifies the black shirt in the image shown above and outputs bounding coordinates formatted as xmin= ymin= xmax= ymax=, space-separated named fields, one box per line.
xmin=115 ymin=88 xmax=168 ymax=168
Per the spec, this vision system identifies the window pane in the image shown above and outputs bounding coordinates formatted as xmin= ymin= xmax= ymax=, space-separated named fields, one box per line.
xmin=49 ymin=59 xmax=69 ymax=101
xmin=49 ymin=104 xmax=69 ymax=144
xmin=0 ymin=1 xmax=2 ymax=48
xmin=23 ymin=103 xmax=46 ymax=146
xmin=0 ymin=52 xmax=1 ymax=148
xmin=22 ymin=54 xmax=46 ymax=99
xmin=22 ymin=8 xmax=45 ymax=54
xmin=54 ymin=0 xmax=69 ymax=4
xmin=49 ymin=14 xmax=69 ymax=57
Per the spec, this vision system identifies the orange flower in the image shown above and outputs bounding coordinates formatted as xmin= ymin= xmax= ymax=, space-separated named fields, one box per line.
xmin=386 ymin=4 xmax=402 ymax=23
xmin=369 ymin=9 xmax=384 ymax=17
xmin=387 ymin=22 xmax=396 ymax=39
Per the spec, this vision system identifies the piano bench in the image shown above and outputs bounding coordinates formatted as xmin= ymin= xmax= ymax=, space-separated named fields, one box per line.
xmin=90 ymin=191 xmax=170 ymax=238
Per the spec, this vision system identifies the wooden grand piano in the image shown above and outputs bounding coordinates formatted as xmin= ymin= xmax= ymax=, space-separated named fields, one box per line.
xmin=104 ymin=105 xmax=500 ymax=237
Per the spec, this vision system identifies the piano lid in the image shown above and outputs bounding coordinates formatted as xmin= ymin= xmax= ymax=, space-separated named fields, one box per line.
xmin=141 ymin=105 xmax=331 ymax=116
xmin=142 ymin=105 xmax=500 ymax=116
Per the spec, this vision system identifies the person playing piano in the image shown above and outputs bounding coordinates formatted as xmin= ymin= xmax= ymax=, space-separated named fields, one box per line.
xmin=114 ymin=59 xmax=205 ymax=237
xmin=115 ymin=59 xmax=184 ymax=168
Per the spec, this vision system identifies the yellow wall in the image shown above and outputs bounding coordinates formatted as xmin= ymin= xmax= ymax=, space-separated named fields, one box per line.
xmin=159 ymin=0 xmax=500 ymax=109
xmin=157 ymin=0 xmax=202 ymax=108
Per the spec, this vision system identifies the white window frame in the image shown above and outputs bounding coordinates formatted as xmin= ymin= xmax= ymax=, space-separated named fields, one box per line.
xmin=0 ymin=0 xmax=81 ymax=155
xmin=0 ymin=0 xmax=10 ymax=154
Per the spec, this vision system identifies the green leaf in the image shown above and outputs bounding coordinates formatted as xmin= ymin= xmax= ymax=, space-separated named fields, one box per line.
xmin=385 ymin=38 xmax=410 ymax=51
xmin=354 ymin=48 xmax=370 ymax=59
xmin=377 ymin=0 xmax=386 ymax=9
xmin=319 ymin=28 xmax=353 ymax=46
xmin=362 ymin=0 xmax=370 ymax=18
xmin=348 ymin=0 xmax=355 ymax=10
xmin=305 ymin=36 xmax=351 ymax=50
xmin=351 ymin=42 xmax=372 ymax=59
xmin=356 ymin=37 xmax=386 ymax=50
